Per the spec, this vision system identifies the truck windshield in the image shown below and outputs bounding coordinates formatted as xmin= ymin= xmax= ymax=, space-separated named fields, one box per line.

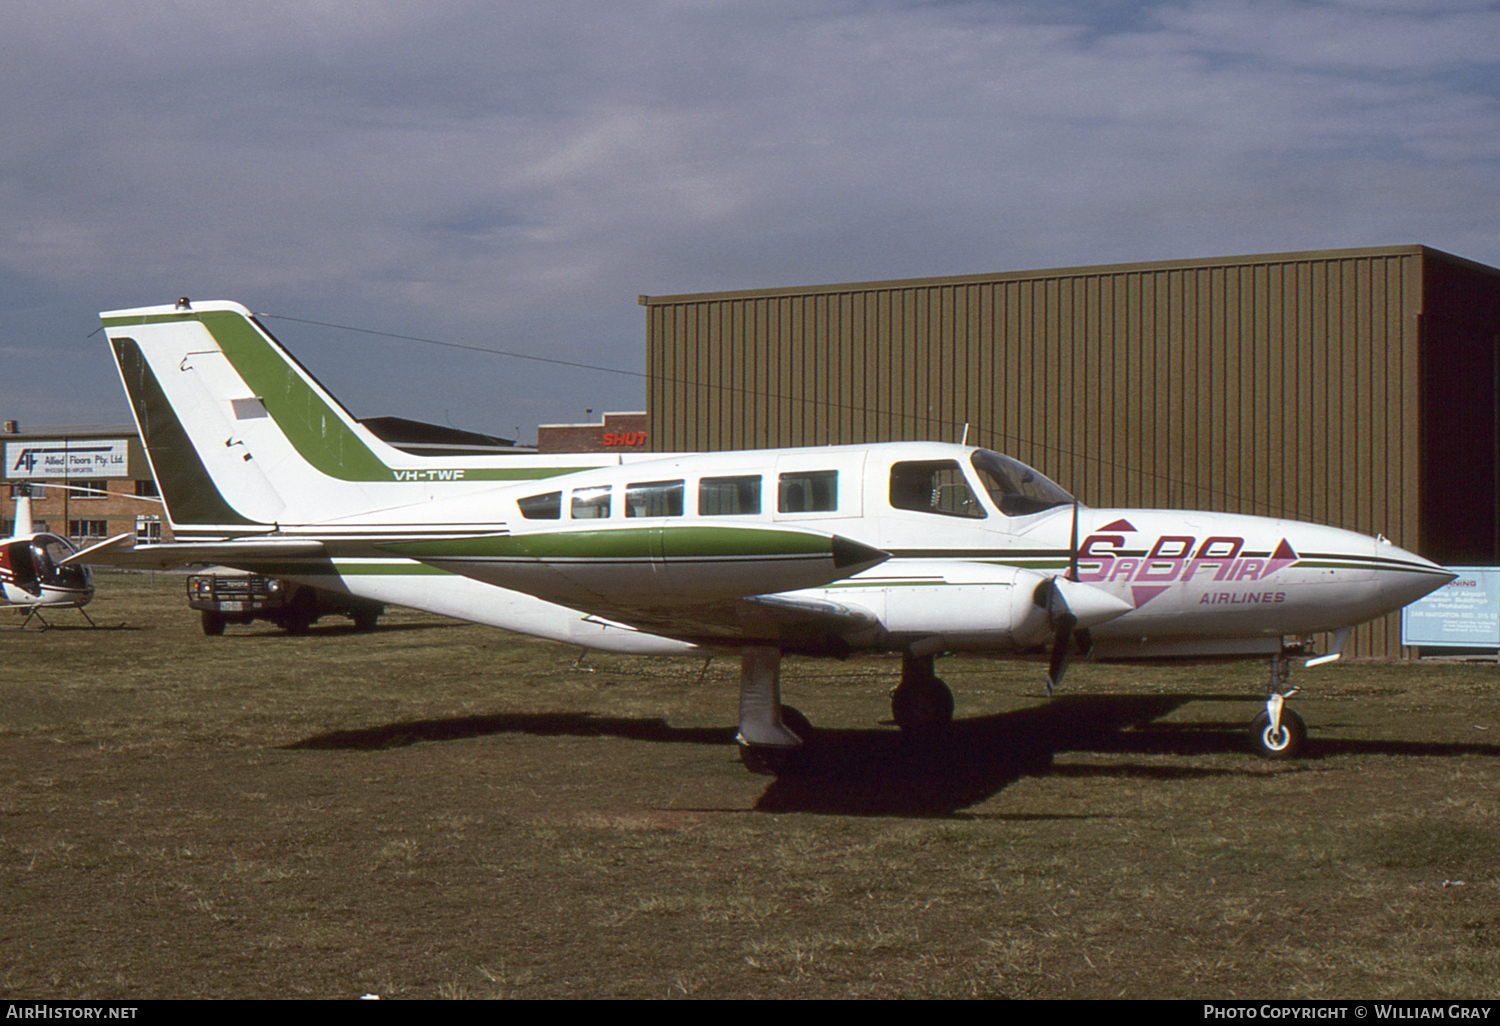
xmin=970 ymin=450 xmax=1075 ymax=516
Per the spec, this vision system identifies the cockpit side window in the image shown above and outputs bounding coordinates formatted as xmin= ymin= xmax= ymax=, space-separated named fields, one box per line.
xmin=517 ymin=491 xmax=561 ymax=520
xmin=970 ymin=450 xmax=1075 ymax=516
xmin=889 ymin=460 xmax=986 ymax=519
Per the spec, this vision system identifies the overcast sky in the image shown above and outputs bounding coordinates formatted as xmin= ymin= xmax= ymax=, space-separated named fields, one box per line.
xmin=4 ymin=0 xmax=1498 ymax=443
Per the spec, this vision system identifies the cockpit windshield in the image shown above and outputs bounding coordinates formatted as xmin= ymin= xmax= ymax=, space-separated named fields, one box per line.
xmin=970 ymin=450 xmax=1076 ymax=516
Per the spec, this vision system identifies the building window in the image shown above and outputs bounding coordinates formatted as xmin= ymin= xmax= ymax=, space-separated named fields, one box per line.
xmin=136 ymin=515 xmax=162 ymax=543
xmin=69 ymin=520 xmax=108 ymax=539
xmin=136 ymin=479 xmax=159 ymax=498
xmin=72 ymin=480 xmax=109 ymax=499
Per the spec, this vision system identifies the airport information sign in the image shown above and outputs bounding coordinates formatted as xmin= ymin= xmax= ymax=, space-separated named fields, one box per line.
xmin=1401 ymin=567 xmax=1500 ymax=648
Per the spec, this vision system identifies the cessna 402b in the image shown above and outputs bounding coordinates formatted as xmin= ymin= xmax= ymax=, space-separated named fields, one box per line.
xmin=70 ymin=300 xmax=1454 ymax=771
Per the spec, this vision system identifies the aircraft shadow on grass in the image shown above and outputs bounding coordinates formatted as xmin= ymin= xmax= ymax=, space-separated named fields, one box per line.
xmin=282 ymin=694 xmax=1500 ymax=817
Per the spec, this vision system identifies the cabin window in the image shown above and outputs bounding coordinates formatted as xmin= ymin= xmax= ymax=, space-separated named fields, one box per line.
xmin=889 ymin=460 xmax=986 ymax=519
xmin=699 ymin=475 xmax=761 ymax=515
xmin=571 ymin=485 xmax=612 ymax=519
xmin=777 ymin=470 xmax=837 ymax=513
xmin=517 ymin=491 xmax=562 ymax=520
xmin=625 ymin=479 xmax=685 ymax=517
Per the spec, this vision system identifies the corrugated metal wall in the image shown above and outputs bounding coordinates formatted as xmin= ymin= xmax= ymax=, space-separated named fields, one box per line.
xmin=643 ymin=246 xmax=1475 ymax=658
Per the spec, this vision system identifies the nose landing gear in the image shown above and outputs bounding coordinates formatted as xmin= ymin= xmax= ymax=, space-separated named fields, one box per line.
xmin=1251 ymin=651 xmax=1307 ymax=759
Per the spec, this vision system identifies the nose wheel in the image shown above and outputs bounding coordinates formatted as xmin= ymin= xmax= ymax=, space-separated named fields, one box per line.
xmin=1250 ymin=703 xmax=1306 ymax=758
xmin=1250 ymin=653 xmax=1307 ymax=758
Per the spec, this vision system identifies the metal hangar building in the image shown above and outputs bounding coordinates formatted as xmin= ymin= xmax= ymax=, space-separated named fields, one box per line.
xmin=640 ymin=244 xmax=1500 ymax=658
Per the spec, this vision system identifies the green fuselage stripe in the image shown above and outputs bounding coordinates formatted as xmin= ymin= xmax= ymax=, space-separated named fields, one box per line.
xmin=389 ymin=526 xmax=834 ymax=561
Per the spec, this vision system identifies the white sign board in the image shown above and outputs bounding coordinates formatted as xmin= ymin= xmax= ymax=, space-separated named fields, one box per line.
xmin=4 ymin=439 xmax=132 ymax=480
xmin=1401 ymin=567 xmax=1500 ymax=648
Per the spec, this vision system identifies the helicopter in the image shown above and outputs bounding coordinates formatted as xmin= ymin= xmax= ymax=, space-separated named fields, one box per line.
xmin=2 ymin=483 xmax=96 ymax=628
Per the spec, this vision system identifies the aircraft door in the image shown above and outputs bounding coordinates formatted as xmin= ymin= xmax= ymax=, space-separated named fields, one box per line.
xmin=2 ymin=538 xmax=40 ymax=596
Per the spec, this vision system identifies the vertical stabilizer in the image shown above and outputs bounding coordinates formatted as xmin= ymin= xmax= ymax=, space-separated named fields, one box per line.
xmin=101 ymin=301 xmax=403 ymax=534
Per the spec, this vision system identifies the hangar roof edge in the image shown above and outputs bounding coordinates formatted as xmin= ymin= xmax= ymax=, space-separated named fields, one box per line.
xmin=641 ymin=243 xmax=1496 ymax=306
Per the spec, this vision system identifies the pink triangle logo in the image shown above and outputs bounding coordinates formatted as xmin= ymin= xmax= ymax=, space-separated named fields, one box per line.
xmin=1265 ymin=539 xmax=1298 ymax=577
xmin=1131 ymin=585 xmax=1171 ymax=608
xmin=1099 ymin=518 xmax=1136 ymax=532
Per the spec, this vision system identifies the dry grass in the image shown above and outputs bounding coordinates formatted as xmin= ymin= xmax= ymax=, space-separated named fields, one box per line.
xmin=1 ymin=572 xmax=1497 ymax=999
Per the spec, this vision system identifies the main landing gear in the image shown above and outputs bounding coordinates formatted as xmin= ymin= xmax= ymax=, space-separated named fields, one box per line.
xmin=736 ymin=646 xmax=810 ymax=776
xmin=1251 ymin=651 xmax=1307 ymax=759
xmin=735 ymin=647 xmax=959 ymax=775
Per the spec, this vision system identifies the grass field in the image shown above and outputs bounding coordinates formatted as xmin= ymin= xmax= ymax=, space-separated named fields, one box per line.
xmin=2 ymin=572 xmax=1498 ymax=999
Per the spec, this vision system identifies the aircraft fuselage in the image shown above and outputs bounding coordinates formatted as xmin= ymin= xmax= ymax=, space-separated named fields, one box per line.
xmin=272 ymin=441 xmax=1446 ymax=661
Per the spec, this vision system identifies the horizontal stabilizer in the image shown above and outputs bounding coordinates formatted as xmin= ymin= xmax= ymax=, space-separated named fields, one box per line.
xmin=62 ymin=532 xmax=325 ymax=571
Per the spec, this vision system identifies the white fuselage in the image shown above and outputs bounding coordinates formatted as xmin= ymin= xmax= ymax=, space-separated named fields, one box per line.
xmin=262 ymin=442 xmax=1448 ymax=660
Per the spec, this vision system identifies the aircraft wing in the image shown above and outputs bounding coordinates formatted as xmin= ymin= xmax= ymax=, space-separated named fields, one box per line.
xmin=380 ymin=523 xmax=889 ymax=652
xmin=573 ymin=591 xmax=881 ymax=654
xmin=61 ymin=532 xmax=326 ymax=571
xmin=382 ymin=524 xmax=889 ymax=610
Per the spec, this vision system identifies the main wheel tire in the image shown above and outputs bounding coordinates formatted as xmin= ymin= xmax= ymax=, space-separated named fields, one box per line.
xmin=891 ymin=677 xmax=954 ymax=732
xmin=1250 ymin=708 xmax=1307 ymax=759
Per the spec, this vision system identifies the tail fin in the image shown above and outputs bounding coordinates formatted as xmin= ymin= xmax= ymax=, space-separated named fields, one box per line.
xmin=102 ymin=300 xmax=409 ymax=535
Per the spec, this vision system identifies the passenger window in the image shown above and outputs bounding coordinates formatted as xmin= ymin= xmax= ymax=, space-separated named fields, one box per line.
xmin=571 ymin=485 xmax=612 ymax=519
xmin=890 ymin=460 xmax=986 ymax=519
xmin=777 ymin=470 xmax=837 ymax=513
xmin=699 ymin=475 xmax=762 ymax=515
xmin=517 ymin=491 xmax=561 ymax=520
xmin=626 ymin=479 xmax=685 ymax=517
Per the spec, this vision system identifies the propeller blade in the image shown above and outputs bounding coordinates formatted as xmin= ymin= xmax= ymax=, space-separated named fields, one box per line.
xmin=1067 ymin=499 xmax=1080 ymax=582
xmin=1045 ymin=499 xmax=1083 ymax=695
xmin=1045 ymin=608 xmax=1077 ymax=696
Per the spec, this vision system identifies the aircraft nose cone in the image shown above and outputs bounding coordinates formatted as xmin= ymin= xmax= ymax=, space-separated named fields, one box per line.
xmin=1375 ymin=540 xmax=1456 ymax=610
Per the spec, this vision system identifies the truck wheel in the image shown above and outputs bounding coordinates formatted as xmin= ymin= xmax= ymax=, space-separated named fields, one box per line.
xmin=353 ymin=608 xmax=380 ymax=632
xmin=201 ymin=610 xmax=226 ymax=637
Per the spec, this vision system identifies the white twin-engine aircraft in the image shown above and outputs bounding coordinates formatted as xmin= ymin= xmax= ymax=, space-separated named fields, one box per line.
xmin=73 ymin=300 xmax=1453 ymax=772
